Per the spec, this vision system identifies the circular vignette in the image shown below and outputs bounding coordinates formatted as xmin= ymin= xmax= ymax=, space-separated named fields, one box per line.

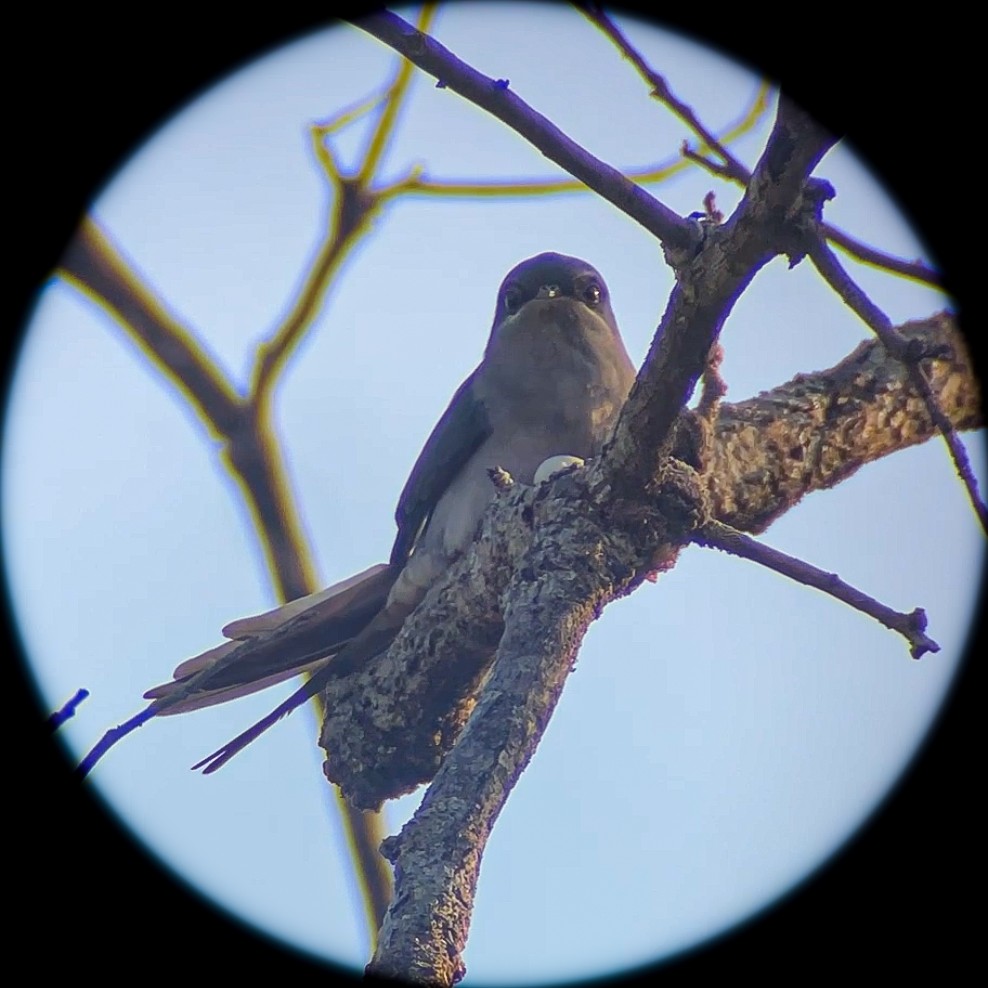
xmin=6 ymin=6 xmax=980 ymax=987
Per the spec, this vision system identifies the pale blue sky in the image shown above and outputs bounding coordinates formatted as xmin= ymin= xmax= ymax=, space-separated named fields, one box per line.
xmin=4 ymin=7 xmax=982 ymax=985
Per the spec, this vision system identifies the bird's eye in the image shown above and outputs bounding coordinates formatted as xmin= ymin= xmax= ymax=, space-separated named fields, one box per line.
xmin=582 ymin=282 xmax=602 ymax=306
xmin=503 ymin=288 xmax=523 ymax=314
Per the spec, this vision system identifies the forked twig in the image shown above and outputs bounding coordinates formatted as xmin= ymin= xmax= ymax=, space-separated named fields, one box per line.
xmin=694 ymin=521 xmax=940 ymax=658
xmin=577 ymin=2 xmax=752 ymax=183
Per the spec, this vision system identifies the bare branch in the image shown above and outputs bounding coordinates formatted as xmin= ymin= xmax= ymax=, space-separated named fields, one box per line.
xmin=367 ymin=484 xmax=627 ymax=984
xmin=252 ymin=6 xmax=438 ymax=402
xmin=808 ymin=238 xmax=914 ymax=355
xmin=77 ymin=708 xmax=156 ymax=777
xmin=676 ymin=151 xmax=944 ymax=290
xmin=605 ymin=96 xmax=836 ymax=489
xmin=356 ymin=312 xmax=979 ymax=980
xmin=357 ymin=3 xmax=438 ymax=184
xmin=361 ymin=445 xmax=709 ymax=982
xmin=247 ymin=10 xmax=436 ymax=402
xmin=59 ymin=213 xmax=392 ymax=934
xmin=822 ymin=222 xmax=941 ymax=288
xmin=348 ymin=10 xmax=694 ymax=249
xmin=694 ymin=521 xmax=940 ymax=658
xmin=584 ymin=25 xmax=941 ymax=297
xmin=643 ymin=94 xmax=942 ymax=293
xmin=577 ymin=2 xmax=753 ymax=184
xmin=59 ymin=11 xmax=468 ymax=934
xmin=247 ymin=185 xmax=380 ymax=402
xmin=681 ymin=143 xmax=741 ymax=181
xmin=46 ymin=689 xmax=91 ymax=733
xmin=60 ymin=218 xmax=245 ymax=437
xmin=380 ymin=83 xmax=768 ymax=199
xmin=315 ymin=303 xmax=978 ymax=982
xmin=58 ymin=219 xmax=320 ymax=597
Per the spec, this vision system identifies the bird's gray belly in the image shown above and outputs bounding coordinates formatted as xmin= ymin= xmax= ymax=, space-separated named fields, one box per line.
xmin=387 ymin=426 xmax=592 ymax=610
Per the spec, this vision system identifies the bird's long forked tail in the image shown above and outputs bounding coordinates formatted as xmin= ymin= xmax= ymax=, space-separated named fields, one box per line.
xmin=76 ymin=563 xmax=396 ymax=779
xmin=192 ymin=602 xmax=410 ymax=773
xmin=191 ymin=662 xmax=334 ymax=773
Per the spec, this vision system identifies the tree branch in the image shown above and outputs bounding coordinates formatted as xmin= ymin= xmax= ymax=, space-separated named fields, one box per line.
xmin=60 ymin=218 xmax=321 ymax=600
xmin=46 ymin=689 xmax=91 ymax=733
xmin=576 ymin=2 xmax=752 ymax=184
xmin=604 ymin=96 xmax=836 ymax=490
xmin=367 ymin=472 xmax=644 ymax=983
xmin=821 ymin=222 xmax=940 ymax=287
xmin=693 ymin=521 xmax=939 ymax=658
xmin=60 ymin=218 xmax=245 ymax=437
xmin=348 ymin=10 xmax=694 ymax=249
xmin=59 ymin=216 xmax=393 ymax=932
xmin=329 ymin=306 xmax=977 ymax=985
xmin=707 ymin=313 xmax=979 ymax=531
xmin=379 ymin=82 xmax=768 ymax=199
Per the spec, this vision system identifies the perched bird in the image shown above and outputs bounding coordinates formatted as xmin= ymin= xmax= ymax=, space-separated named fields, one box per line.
xmin=80 ymin=252 xmax=636 ymax=777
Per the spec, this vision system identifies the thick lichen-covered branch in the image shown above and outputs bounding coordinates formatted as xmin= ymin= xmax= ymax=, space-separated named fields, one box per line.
xmin=707 ymin=313 xmax=979 ymax=532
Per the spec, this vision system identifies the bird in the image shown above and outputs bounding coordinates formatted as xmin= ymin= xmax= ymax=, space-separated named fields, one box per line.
xmin=78 ymin=252 xmax=637 ymax=777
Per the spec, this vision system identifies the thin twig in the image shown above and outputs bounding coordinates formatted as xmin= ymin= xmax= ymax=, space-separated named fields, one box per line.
xmin=615 ymin=67 xmax=942 ymax=294
xmin=247 ymin=187 xmax=379 ymax=401
xmin=822 ymin=222 xmax=941 ymax=288
xmin=312 ymin=86 xmax=391 ymax=137
xmin=357 ymin=2 xmax=438 ymax=184
xmin=577 ymin=2 xmax=753 ymax=183
xmin=680 ymin=144 xmax=741 ymax=181
xmin=349 ymin=10 xmax=694 ymax=250
xmin=250 ymin=7 xmax=438 ymax=401
xmin=47 ymin=689 xmax=90 ymax=733
xmin=369 ymin=79 xmax=767 ymax=201
xmin=76 ymin=708 xmax=156 ymax=777
xmin=808 ymin=239 xmax=912 ymax=354
xmin=694 ymin=521 xmax=941 ymax=658
xmin=809 ymin=238 xmax=987 ymax=532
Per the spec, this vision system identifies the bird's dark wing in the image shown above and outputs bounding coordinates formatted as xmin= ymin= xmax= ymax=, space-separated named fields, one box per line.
xmin=390 ymin=368 xmax=492 ymax=567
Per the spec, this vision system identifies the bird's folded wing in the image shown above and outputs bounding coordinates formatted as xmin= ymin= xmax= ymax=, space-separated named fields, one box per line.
xmin=144 ymin=562 xmax=395 ymax=714
xmin=219 ymin=564 xmax=391 ymax=639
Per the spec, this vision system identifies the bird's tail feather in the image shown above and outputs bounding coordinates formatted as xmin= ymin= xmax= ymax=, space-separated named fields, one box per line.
xmin=191 ymin=666 xmax=332 ymax=773
xmin=191 ymin=600 xmax=411 ymax=772
xmin=78 ymin=563 xmax=397 ymax=777
xmin=145 ymin=563 xmax=395 ymax=715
